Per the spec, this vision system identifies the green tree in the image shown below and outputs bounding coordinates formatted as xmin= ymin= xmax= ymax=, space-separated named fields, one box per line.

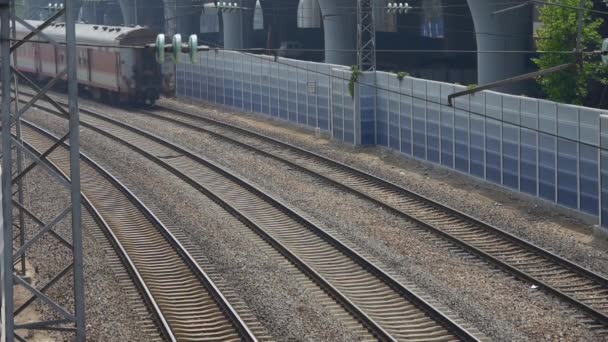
xmin=533 ymin=0 xmax=607 ymax=105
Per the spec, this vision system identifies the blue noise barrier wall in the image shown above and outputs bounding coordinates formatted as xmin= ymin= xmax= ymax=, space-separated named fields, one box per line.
xmin=176 ymin=51 xmax=608 ymax=230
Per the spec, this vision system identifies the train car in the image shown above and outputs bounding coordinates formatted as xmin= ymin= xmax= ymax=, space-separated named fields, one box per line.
xmin=14 ymin=20 xmax=162 ymax=106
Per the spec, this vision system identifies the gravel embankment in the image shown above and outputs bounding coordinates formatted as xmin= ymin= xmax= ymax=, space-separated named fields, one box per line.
xmin=73 ymin=100 xmax=603 ymax=342
xmin=25 ymin=110 xmax=366 ymax=341
xmin=18 ymin=157 xmax=155 ymax=341
xmin=161 ymin=98 xmax=608 ymax=278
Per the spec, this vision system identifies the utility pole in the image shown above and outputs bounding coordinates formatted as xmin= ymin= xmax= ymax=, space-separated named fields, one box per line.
xmin=0 ymin=0 xmax=86 ymax=340
xmin=357 ymin=0 xmax=376 ymax=71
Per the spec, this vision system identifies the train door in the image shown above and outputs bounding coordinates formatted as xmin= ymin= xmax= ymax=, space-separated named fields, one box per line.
xmin=87 ymin=49 xmax=92 ymax=83
xmin=35 ymin=43 xmax=42 ymax=75
xmin=77 ymin=48 xmax=89 ymax=83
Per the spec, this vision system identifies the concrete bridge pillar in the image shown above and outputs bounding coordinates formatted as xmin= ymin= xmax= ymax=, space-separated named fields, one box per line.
xmin=261 ymin=0 xmax=299 ymax=50
xmin=467 ymin=0 xmax=532 ymax=92
xmin=221 ymin=0 xmax=256 ymax=49
xmin=317 ymin=0 xmax=357 ymax=65
xmin=79 ymin=1 xmax=98 ymax=24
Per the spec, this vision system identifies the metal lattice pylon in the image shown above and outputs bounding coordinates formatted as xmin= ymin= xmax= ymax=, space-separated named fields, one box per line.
xmin=0 ymin=0 xmax=85 ymax=340
xmin=357 ymin=0 xmax=376 ymax=71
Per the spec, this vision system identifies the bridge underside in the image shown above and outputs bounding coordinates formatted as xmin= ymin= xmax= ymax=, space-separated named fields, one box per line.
xmin=26 ymin=0 xmax=534 ymax=92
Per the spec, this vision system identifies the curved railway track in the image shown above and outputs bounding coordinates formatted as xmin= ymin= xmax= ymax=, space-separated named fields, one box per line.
xmin=19 ymin=120 xmax=258 ymax=342
xmin=24 ymin=95 xmax=484 ymax=341
xmin=128 ymin=103 xmax=608 ymax=331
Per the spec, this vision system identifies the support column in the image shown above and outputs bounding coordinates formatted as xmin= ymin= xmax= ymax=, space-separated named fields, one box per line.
xmin=467 ymin=0 xmax=532 ymax=93
xmin=317 ymin=0 xmax=357 ymax=66
xmin=79 ymin=1 xmax=96 ymax=23
xmin=118 ymin=0 xmax=135 ymax=25
xmin=222 ymin=0 xmax=255 ymax=49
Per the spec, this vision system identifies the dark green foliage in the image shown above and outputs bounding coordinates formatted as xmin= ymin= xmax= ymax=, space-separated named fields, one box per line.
xmin=397 ymin=71 xmax=409 ymax=81
xmin=533 ymin=0 xmax=607 ymax=105
xmin=349 ymin=65 xmax=362 ymax=98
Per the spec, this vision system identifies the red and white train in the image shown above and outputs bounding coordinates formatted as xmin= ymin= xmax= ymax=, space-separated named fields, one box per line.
xmin=14 ymin=20 xmax=162 ymax=105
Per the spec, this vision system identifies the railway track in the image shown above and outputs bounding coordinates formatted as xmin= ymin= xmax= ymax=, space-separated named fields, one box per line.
xmin=128 ymin=103 xmax=608 ymax=331
xmin=24 ymin=95 xmax=485 ymax=341
xmin=19 ymin=120 xmax=258 ymax=342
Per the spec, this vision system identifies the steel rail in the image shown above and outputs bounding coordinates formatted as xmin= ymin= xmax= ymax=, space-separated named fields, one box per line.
xmin=19 ymin=122 xmax=176 ymax=341
xmin=25 ymin=96 xmax=482 ymax=341
xmin=18 ymin=119 xmax=258 ymax=342
xmin=136 ymin=104 xmax=608 ymax=329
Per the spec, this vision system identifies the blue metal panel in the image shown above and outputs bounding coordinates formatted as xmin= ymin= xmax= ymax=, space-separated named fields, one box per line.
xmin=360 ymin=73 xmax=376 ymax=145
xmin=454 ymin=109 xmax=469 ymax=173
xmin=485 ymin=92 xmax=502 ymax=121
xmin=344 ymin=87 xmax=355 ymax=144
xmin=539 ymin=133 xmax=557 ymax=202
xmin=413 ymin=98 xmax=426 ymax=159
xmin=520 ymin=97 xmax=538 ymax=131
xmin=440 ymin=104 xmax=454 ymax=168
xmin=426 ymin=81 xmax=441 ymax=106
xmin=251 ymin=58 xmax=261 ymax=113
xmin=242 ymin=55 xmax=252 ymax=112
xmin=427 ymin=103 xmax=441 ymax=163
xmin=200 ymin=55 xmax=208 ymax=102
xmin=208 ymin=54 xmax=217 ymax=103
xmin=520 ymin=128 xmax=537 ymax=196
xmin=399 ymin=79 xmax=413 ymax=154
xmin=469 ymin=91 xmax=484 ymax=117
xmin=233 ymin=54 xmax=243 ymax=109
xmin=413 ymin=78 xmax=426 ymax=101
xmin=176 ymin=63 xmax=185 ymax=96
xmin=485 ymin=118 xmax=501 ymax=184
xmin=557 ymin=104 xmax=579 ymax=141
xmin=579 ymin=144 xmax=599 ymax=215
xmin=224 ymin=53 xmax=234 ymax=107
xmin=502 ymin=123 xmax=519 ymax=190
xmin=288 ymin=64 xmax=298 ymax=123
xmin=317 ymin=71 xmax=330 ymax=131
xmin=261 ymin=59 xmax=271 ymax=115
xmin=376 ymin=73 xmax=389 ymax=147
xmin=389 ymin=76 xmax=400 ymax=150
xmin=502 ymin=95 xmax=520 ymax=126
xmin=215 ymin=54 xmax=225 ymax=105
xmin=539 ymin=100 xmax=557 ymax=135
xmin=270 ymin=61 xmax=279 ymax=117
xmin=602 ymin=151 xmax=608 ymax=226
xmin=470 ymin=114 xmax=485 ymax=178
xmin=279 ymin=63 xmax=289 ymax=120
xmin=319 ymin=65 xmax=331 ymax=131
xmin=297 ymin=64 xmax=308 ymax=125
xmin=331 ymin=69 xmax=345 ymax=141
xmin=307 ymin=63 xmax=318 ymax=128
xmin=579 ymin=108 xmax=600 ymax=147
xmin=557 ymin=138 xmax=578 ymax=209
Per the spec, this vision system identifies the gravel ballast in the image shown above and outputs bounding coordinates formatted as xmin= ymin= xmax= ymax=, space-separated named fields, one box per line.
xmin=17 ymin=155 xmax=155 ymax=341
xmin=24 ymin=94 xmax=602 ymax=341
xmin=22 ymin=94 xmax=608 ymax=340
xmin=73 ymin=100 xmax=601 ymax=341
xmin=25 ymin=110 xmax=367 ymax=341
xmin=160 ymin=98 xmax=608 ymax=277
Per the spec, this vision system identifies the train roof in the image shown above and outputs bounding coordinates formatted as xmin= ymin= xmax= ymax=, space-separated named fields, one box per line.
xmin=16 ymin=20 xmax=157 ymax=47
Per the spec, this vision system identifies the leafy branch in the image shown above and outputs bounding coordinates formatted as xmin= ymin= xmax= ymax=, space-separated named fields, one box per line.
xmin=349 ymin=65 xmax=362 ymax=98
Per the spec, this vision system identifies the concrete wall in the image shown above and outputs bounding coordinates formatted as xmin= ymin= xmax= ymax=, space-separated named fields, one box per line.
xmin=176 ymin=50 xmax=357 ymax=143
xmin=176 ymin=51 xmax=608 ymax=229
xmin=373 ymin=72 xmax=604 ymax=222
